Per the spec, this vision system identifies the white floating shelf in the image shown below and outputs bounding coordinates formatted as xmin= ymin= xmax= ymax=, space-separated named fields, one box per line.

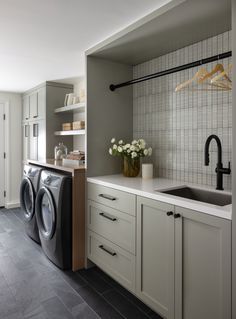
xmin=54 ymin=103 xmax=85 ymax=114
xmin=54 ymin=130 xmax=85 ymax=136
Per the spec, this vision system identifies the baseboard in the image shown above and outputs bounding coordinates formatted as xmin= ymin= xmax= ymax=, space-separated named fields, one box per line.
xmin=5 ymin=202 xmax=20 ymax=209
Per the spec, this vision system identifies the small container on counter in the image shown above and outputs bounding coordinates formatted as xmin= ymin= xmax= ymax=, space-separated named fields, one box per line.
xmin=142 ymin=163 xmax=153 ymax=179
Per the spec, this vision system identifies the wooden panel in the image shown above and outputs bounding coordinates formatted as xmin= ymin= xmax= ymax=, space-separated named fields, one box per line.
xmin=88 ymin=230 xmax=135 ymax=292
xmin=88 ymin=182 xmax=136 ymax=216
xmin=28 ymin=159 xmax=85 ymax=173
xmin=175 ymin=206 xmax=231 ymax=319
xmin=72 ymin=170 xmax=85 ymax=271
xmin=87 ymin=200 xmax=135 ymax=254
xmin=136 ymin=196 xmax=175 ymax=319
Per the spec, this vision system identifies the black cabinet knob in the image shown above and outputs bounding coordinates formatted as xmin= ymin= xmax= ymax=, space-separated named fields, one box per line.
xmin=174 ymin=213 xmax=181 ymax=219
xmin=166 ymin=211 xmax=173 ymax=216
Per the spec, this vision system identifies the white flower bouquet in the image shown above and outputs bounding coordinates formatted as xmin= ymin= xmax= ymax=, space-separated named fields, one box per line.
xmin=109 ymin=138 xmax=152 ymax=158
xmin=109 ymin=138 xmax=152 ymax=177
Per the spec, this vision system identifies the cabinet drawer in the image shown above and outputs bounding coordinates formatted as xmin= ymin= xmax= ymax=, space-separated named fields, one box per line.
xmin=88 ymin=200 xmax=135 ymax=254
xmin=88 ymin=182 xmax=136 ymax=216
xmin=88 ymin=230 xmax=135 ymax=292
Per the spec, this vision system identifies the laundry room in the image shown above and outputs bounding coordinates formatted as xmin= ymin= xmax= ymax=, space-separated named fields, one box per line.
xmin=0 ymin=1 xmax=236 ymax=319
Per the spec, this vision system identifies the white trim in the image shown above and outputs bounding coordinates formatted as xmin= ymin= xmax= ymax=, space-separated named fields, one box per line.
xmin=0 ymin=100 xmax=10 ymax=208
xmin=5 ymin=202 xmax=20 ymax=209
xmin=4 ymin=101 xmax=10 ymax=207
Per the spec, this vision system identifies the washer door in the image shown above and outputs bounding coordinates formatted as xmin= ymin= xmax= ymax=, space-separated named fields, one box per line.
xmin=36 ymin=187 xmax=56 ymax=240
xmin=20 ymin=177 xmax=35 ymax=221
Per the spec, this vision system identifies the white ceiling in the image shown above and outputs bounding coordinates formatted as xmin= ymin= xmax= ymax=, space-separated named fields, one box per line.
xmin=0 ymin=0 xmax=171 ymax=92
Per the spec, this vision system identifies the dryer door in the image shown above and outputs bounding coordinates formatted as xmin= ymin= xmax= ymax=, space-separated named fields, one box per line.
xmin=36 ymin=186 xmax=56 ymax=240
xmin=20 ymin=177 xmax=35 ymax=221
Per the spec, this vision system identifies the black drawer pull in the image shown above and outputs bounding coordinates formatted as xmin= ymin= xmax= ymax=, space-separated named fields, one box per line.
xmin=99 ymin=245 xmax=117 ymax=256
xmin=99 ymin=212 xmax=117 ymax=221
xmin=166 ymin=211 xmax=173 ymax=216
xmin=33 ymin=115 xmax=38 ymax=118
xmin=99 ymin=194 xmax=117 ymax=201
xmin=174 ymin=213 xmax=181 ymax=219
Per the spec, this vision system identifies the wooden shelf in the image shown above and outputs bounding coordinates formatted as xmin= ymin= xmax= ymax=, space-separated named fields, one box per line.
xmin=54 ymin=130 xmax=85 ymax=136
xmin=54 ymin=103 xmax=85 ymax=114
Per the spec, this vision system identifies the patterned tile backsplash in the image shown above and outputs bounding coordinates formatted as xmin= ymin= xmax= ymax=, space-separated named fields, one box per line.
xmin=133 ymin=31 xmax=232 ymax=189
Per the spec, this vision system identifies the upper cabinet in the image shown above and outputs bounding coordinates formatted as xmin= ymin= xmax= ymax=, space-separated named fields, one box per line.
xmin=22 ymin=95 xmax=30 ymax=121
xmin=29 ymin=92 xmax=38 ymax=119
xmin=22 ymin=81 xmax=73 ymax=163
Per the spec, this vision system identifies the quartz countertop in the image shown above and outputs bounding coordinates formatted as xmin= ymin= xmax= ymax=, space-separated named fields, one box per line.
xmin=28 ymin=159 xmax=85 ymax=173
xmin=87 ymin=175 xmax=232 ymax=220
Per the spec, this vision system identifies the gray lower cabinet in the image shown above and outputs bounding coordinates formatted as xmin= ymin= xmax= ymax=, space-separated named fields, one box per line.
xmin=136 ymin=196 xmax=231 ymax=319
xmin=174 ymin=206 xmax=231 ymax=319
xmin=136 ymin=196 xmax=175 ymax=319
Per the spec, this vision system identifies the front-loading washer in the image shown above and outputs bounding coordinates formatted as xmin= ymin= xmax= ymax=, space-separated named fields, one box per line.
xmin=36 ymin=170 xmax=72 ymax=269
xmin=20 ymin=164 xmax=43 ymax=243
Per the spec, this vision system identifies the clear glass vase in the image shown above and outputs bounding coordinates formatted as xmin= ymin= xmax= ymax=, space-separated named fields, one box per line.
xmin=123 ymin=156 xmax=140 ymax=177
xmin=54 ymin=142 xmax=68 ymax=160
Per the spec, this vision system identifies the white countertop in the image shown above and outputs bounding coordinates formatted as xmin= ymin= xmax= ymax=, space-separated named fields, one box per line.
xmin=87 ymin=175 xmax=232 ymax=220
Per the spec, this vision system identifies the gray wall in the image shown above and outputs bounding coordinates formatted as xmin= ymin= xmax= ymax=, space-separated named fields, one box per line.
xmin=133 ymin=31 xmax=232 ymax=189
xmin=87 ymin=57 xmax=133 ymax=177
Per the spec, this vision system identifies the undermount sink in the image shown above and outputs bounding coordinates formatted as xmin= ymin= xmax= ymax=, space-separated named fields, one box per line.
xmin=160 ymin=186 xmax=232 ymax=206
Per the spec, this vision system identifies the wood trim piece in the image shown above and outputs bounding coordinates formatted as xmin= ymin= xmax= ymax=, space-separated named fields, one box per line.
xmin=28 ymin=159 xmax=85 ymax=173
xmin=72 ymin=170 xmax=85 ymax=271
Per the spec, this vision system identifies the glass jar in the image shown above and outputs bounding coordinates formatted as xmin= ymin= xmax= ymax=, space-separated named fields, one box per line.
xmin=54 ymin=143 xmax=68 ymax=160
xmin=123 ymin=156 xmax=140 ymax=177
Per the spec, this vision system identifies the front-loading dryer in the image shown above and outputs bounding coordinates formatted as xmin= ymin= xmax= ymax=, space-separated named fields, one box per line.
xmin=20 ymin=164 xmax=43 ymax=243
xmin=35 ymin=170 xmax=72 ymax=270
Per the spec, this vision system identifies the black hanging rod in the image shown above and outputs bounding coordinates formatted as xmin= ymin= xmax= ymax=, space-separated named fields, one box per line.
xmin=109 ymin=51 xmax=232 ymax=91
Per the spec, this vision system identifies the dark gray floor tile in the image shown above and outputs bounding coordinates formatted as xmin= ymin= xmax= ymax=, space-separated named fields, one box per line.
xmin=147 ymin=310 xmax=163 ymax=319
xmin=72 ymin=302 xmax=100 ymax=319
xmin=23 ymin=304 xmax=49 ymax=319
xmin=0 ymin=207 xmax=160 ymax=319
xmin=60 ymin=270 xmax=87 ymax=290
xmin=94 ymin=267 xmax=153 ymax=314
xmin=42 ymin=296 xmax=73 ymax=319
xmin=0 ymin=284 xmax=22 ymax=318
xmin=3 ymin=312 xmax=24 ymax=319
xmin=76 ymin=285 xmax=123 ymax=319
xmin=78 ymin=268 xmax=112 ymax=294
xmin=103 ymin=289 xmax=151 ymax=319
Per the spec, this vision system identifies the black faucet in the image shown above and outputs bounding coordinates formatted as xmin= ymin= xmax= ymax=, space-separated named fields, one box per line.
xmin=204 ymin=134 xmax=231 ymax=190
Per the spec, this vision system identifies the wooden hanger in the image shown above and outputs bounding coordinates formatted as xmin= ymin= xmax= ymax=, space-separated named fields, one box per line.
xmin=197 ymin=63 xmax=227 ymax=83
xmin=175 ymin=64 xmax=232 ymax=92
xmin=175 ymin=68 xmax=209 ymax=92
xmin=210 ymin=64 xmax=232 ymax=89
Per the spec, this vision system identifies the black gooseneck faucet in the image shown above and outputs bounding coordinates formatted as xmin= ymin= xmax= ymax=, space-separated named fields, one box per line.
xmin=204 ymin=134 xmax=231 ymax=190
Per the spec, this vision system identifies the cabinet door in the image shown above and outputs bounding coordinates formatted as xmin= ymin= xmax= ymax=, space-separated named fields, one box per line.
xmin=37 ymin=88 xmax=46 ymax=119
xmin=23 ymin=96 xmax=30 ymax=121
xmin=175 ymin=207 xmax=231 ymax=319
xmin=136 ymin=196 xmax=175 ymax=319
xmin=22 ymin=123 xmax=30 ymax=162
xmin=29 ymin=92 xmax=38 ymax=119
xmin=29 ymin=122 xmax=38 ymax=160
xmin=37 ymin=120 xmax=46 ymax=160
